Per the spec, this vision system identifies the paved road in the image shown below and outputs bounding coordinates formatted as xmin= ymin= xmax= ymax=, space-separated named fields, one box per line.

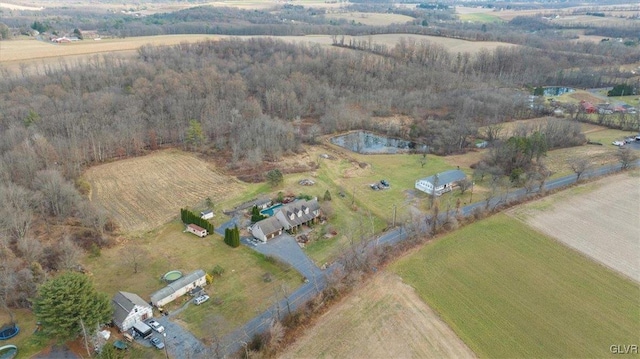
xmin=216 ymin=160 xmax=638 ymax=358
xmin=157 ymin=315 xmax=207 ymax=358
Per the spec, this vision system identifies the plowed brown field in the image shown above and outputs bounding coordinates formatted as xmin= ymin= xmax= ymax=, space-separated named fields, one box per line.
xmin=509 ymin=173 xmax=640 ymax=282
xmin=84 ymin=150 xmax=244 ymax=233
xmin=280 ymin=272 xmax=476 ymax=359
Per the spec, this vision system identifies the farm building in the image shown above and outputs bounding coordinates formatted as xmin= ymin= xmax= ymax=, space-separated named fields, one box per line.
xmin=150 ymin=269 xmax=207 ymax=307
xmin=186 ymin=223 xmax=207 ymax=237
xmin=200 ymin=210 xmax=214 ymax=220
xmin=580 ymin=100 xmax=597 ymax=114
xmin=111 ymin=291 xmax=153 ymax=332
xmin=251 ymin=199 xmax=321 ymax=241
xmin=415 ymin=170 xmax=467 ymax=196
xmin=251 ymin=216 xmax=284 ymax=242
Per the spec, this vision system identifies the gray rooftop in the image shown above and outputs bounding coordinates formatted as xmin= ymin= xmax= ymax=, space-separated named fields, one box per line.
xmin=254 ymin=216 xmax=283 ymax=236
xmin=276 ymin=199 xmax=320 ymax=228
xmin=150 ymin=269 xmax=206 ymax=304
xmin=112 ymin=291 xmax=151 ymax=326
xmin=419 ymin=170 xmax=466 ymax=185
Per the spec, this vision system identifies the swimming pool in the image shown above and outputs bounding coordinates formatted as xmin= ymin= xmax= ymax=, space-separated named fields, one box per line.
xmin=260 ymin=203 xmax=283 ymax=217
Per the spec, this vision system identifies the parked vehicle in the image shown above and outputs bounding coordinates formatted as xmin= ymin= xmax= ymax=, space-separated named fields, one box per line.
xmin=194 ymin=294 xmax=210 ymax=305
xmin=132 ymin=322 xmax=153 ymax=339
xmin=612 ymin=140 xmax=625 ymax=146
xmin=150 ymin=337 xmax=165 ymax=349
xmin=625 ymin=137 xmax=635 ymax=143
xmin=147 ymin=319 xmax=164 ymax=333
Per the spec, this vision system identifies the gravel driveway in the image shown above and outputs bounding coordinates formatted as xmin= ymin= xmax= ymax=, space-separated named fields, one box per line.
xmin=250 ymin=234 xmax=323 ymax=280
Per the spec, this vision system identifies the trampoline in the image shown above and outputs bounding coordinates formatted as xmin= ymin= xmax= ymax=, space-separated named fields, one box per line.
xmin=0 ymin=325 xmax=18 ymax=341
xmin=163 ymin=270 xmax=183 ymax=283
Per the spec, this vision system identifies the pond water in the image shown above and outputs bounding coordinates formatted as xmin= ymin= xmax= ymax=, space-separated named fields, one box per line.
xmin=543 ymin=87 xmax=575 ymax=96
xmin=330 ymin=131 xmax=427 ymax=154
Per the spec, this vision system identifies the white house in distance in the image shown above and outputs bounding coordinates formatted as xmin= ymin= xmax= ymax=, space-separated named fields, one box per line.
xmin=112 ymin=291 xmax=153 ymax=332
xmin=415 ymin=169 xmax=467 ymax=196
xmin=186 ymin=223 xmax=207 ymax=237
xmin=200 ymin=210 xmax=214 ymax=220
xmin=251 ymin=199 xmax=321 ymax=242
xmin=150 ymin=269 xmax=207 ymax=308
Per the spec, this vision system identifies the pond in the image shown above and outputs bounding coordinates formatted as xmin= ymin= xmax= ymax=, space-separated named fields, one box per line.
xmin=330 ymin=131 xmax=427 ymax=154
xmin=543 ymin=86 xmax=575 ymax=96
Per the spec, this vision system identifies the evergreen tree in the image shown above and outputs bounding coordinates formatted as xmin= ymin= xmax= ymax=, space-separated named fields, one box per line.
xmin=323 ymin=190 xmax=331 ymax=201
xmin=33 ymin=272 xmax=112 ymax=341
xmin=251 ymin=206 xmax=266 ymax=222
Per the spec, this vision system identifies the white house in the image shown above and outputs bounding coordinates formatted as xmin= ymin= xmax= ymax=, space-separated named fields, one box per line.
xmin=200 ymin=210 xmax=214 ymax=220
xmin=112 ymin=291 xmax=153 ymax=332
xmin=186 ymin=223 xmax=207 ymax=237
xmin=150 ymin=269 xmax=207 ymax=308
xmin=415 ymin=170 xmax=467 ymax=196
xmin=251 ymin=216 xmax=283 ymax=242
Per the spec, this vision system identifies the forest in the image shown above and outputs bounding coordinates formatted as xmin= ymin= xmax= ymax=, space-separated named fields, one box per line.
xmin=1 ymin=0 xmax=640 ymax=314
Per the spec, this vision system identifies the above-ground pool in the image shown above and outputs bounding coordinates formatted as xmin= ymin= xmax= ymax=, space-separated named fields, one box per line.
xmin=260 ymin=203 xmax=283 ymax=217
xmin=0 ymin=325 xmax=18 ymax=341
xmin=163 ymin=270 xmax=183 ymax=283
xmin=0 ymin=344 xmax=17 ymax=359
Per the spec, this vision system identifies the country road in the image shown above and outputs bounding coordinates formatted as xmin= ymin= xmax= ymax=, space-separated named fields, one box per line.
xmin=212 ymin=159 xmax=638 ymax=358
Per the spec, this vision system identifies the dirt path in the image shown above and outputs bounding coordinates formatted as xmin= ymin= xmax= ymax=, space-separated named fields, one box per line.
xmin=280 ymin=272 xmax=476 ymax=359
xmin=509 ymin=173 xmax=640 ymax=282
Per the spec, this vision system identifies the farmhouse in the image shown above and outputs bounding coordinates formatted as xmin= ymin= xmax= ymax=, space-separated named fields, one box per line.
xmin=150 ymin=269 xmax=207 ymax=307
xmin=415 ymin=170 xmax=466 ymax=196
xmin=200 ymin=210 xmax=214 ymax=220
xmin=186 ymin=223 xmax=207 ymax=237
xmin=251 ymin=199 xmax=321 ymax=241
xmin=111 ymin=291 xmax=153 ymax=332
xmin=251 ymin=216 xmax=284 ymax=242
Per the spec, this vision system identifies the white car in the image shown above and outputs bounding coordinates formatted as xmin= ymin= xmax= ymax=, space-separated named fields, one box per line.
xmin=612 ymin=140 xmax=625 ymax=146
xmin=194 ymin=294 xmax=210 ymax=305
xmin=147 ymin=319 xmax=165 ymax=333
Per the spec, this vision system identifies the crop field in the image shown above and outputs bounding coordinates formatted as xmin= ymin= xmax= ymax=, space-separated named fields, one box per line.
xmin=324 ymin=12 xmax=415 ymax=26
xmin=509 ymin=173 xmax=640 ymax=282
xmin=84 ymin=150 xmax=245 ymax=233
xmin=83 ymin=221 xmax=302 ymax=337
xmin=0 ymin=1 xmax=42 ymax=10
xmin=457 ymin=12 xmax=503 ymax=23
xmin=391 ymin=214 xmax=640 ymax=358
xmin=281 ymin=272 xmax=475 ymax=358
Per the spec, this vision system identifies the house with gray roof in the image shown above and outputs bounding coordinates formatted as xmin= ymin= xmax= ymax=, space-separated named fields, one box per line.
xmin=415 ymin=169 xmax=467 ymax=196
xmin=251 ymin=199 xmax=321 ymax=241
xmin=251 ymin=216 xmax=283 ymax=242
xmin=112 ymin=291 xmax=153 ymax=332
xmin=150 ymin=269 xmax=206 ymax=308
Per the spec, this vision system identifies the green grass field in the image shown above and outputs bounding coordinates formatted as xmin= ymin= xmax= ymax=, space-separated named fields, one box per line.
xmin=391 ymin=214 xmax=640 ymax=358
xmin=458 ymin=13 xmax=504 ymax=23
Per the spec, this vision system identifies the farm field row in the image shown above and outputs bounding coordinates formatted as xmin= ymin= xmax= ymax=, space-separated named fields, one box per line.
xmin=391 ymin=213 xmax=640 ymax=358
xmin=280 ymin=272 xmax=476 ymax=359
xmin=508 ymin=172 xmax=640 ymax=282
xmin=324 ymin=12 xmax=415 ymax=26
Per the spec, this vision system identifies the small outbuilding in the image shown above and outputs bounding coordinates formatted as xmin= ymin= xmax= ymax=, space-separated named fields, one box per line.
xmin=415 ymin=169 xmax=467 ymax=196
xmin=150 ymin=269 xmax=207 ymax=307
xmin=200 ymin=210 xmax=214 ymax=220
xmin=111 ymin=291 xmax=153 ymax=332
xmin=186 ymin=223 xmax=207 ymax=237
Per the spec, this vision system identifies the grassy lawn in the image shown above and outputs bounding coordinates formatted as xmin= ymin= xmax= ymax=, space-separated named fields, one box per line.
xmin=83 ymin=221 xmax=302 ymax=338
xmin=458 ymin=13 xmax=504 ymax=23
xmin=391 ymin=214 xmax=640 ymax=358
xmin=324 ymin=12 xmax=415 ymax=26
xmin=0 ymin=309 xmax=50 ymax=358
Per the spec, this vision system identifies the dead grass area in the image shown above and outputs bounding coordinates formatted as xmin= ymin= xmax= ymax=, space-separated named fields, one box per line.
xmin=544 ymin=145 xmax=618 ymax=178
xmin=567 ymin=92 xmax=604 ymax=104
xmin=443 ymin=150 xmax=485 ymax=169
xmin=0 ymin=1 xmax=42 ymax=10
xmin=84 ymin=149 xmax=245 ymax=233
xmin=508 ymin=172 xmax=640 ymax=282
xmin=324 ymin=12 xmax=415 ymax=26
xmin=281 ymin=272 xmax=476 ymax=359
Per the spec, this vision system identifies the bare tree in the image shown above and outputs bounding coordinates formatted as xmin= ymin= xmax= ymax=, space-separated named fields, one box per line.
xmin=457 ymin=178 xmax=473 ymax=194
xmin=17 ymin=236 xmax=43 ymax=263
xmin=56 ymin=235 xmax=81 ymax=270
xmin=568 ymin=157 xmax=592 ymax=182
xmin=119 ymin=244 xmax=149 ymax=274
xmin=616 ymin=147 xmax=639 ymax=170
xmin=0 ymin=183 xmax=34 ymax=240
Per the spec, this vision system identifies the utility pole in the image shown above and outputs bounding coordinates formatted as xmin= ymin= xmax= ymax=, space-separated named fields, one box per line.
xmin=470 ymin=182 xmax=475 ymax=203
xmin=163 ymin=333 xmax=169 ymax=359
xmin=392 ymin=204 xmax=397 ymax=227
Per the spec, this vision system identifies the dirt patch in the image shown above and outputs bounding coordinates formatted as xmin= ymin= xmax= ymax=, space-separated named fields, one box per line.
xmin=508 ymin=173 xmax=640 ymax=282
xmin=568 ymin=92 xmax=603 ymax=104
xmin=281 ymin=272 xmax=476 ymax=359
xmin=84 ymin=149 xmax=244 ymax=233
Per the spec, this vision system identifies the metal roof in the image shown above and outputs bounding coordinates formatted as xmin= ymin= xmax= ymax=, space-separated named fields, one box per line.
xmin=418 ymin=170 xmax=466 ymax=185
xmin=150 ymin=269 xmax=206 ymax=304
xmin=112 ymin=291 xmax=151 ymax=327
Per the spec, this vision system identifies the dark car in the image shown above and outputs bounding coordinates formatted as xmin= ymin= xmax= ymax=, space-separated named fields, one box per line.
xmin=150 ymin=337 xmax=165 ymax=349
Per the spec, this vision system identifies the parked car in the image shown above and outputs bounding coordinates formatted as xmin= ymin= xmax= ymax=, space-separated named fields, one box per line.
xmin=636 ymin=135 xmax=640 ymax=141
xmin=194 ymin=294 xmax=210 ymax=305
xmin=625 ymin=137 xmax=636 ymax=143
xmin=612 ymin=140 xmax=625 ymax=146
xmin=147 ymin=319 xmax=164 ymax=333
xmin=150 ymin=337 xmax=165 ymax=349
